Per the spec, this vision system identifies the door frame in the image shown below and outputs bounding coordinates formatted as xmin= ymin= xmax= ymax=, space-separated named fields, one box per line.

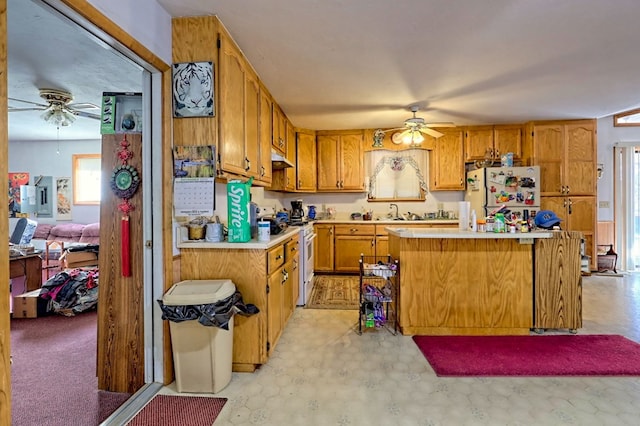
xmin=0 ymin=0 xmax=172 ymax=422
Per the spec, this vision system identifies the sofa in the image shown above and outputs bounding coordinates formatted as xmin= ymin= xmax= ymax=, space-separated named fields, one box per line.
xmin=32 ymin=222 xmax=100 ymax=245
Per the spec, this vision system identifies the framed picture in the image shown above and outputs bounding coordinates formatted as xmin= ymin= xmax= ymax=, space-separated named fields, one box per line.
xmin=172 ymin=61 xmax=215 ymax=118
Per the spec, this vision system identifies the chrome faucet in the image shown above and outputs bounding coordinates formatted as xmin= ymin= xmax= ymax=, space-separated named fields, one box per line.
xmin=389 ymin=203 xmax=399 ymax=219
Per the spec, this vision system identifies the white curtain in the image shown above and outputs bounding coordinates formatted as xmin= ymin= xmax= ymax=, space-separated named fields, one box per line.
xmin=365 ymin=149 xmax=428 ymax=199
xmin=614 ymin=144 xmax=640 ymax=271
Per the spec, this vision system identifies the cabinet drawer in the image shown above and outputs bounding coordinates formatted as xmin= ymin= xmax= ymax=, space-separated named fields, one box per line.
xmin=268 ymin=244 xmax=286 ymax=274
xmin=285 ymin=236 xmax=299 ymax=261
xmin=334 ymin=224 xmax=375 ymax=236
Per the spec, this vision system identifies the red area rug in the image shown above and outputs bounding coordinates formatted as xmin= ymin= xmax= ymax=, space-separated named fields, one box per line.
xmin=127 ymin=395 xmax=227 ymax=426
xmin=412 ymin=334 xmax=640 ymax=376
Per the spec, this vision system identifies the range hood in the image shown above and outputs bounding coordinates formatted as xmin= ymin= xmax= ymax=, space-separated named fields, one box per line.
xmin=271 ymin=150 xmax=294 ymax=169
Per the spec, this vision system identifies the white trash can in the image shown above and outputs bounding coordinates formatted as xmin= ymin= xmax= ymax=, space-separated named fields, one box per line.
xmin=162 ymin=279 xmax=236 ymax=393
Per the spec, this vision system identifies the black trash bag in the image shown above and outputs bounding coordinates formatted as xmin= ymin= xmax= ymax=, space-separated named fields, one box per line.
xmin=157 ymin=291 xmax=259 ymax=330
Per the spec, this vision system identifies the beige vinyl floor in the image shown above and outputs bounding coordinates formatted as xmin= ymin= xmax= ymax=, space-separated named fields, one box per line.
xmin=158 ymin=272 xmax=640 ymax=426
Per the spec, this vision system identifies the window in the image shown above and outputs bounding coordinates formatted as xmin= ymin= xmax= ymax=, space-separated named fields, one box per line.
xmin=73 ymin=154 xmax=101 ymax=205
xmin=614 ymin=108 xmax=640 ymax=127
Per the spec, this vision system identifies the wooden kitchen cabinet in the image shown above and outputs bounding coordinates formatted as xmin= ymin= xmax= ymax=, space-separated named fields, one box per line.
xmin=541 ymin=195 xmax=596 ymax=270
xmin=464 ymin=125 xmax=523 ymax=162
xmin=334 ymin=224 xmax=375 ymax=272
xmin=272 ymin=104 xmax=287 ymax=155
xmin=525 ymin=119 xmax=597 ymax=269
xmin=258 ymin=85 xmax=273 ymax=185
xmin=429 ymin=129 xmax=465 ymax=190
xmin=296 ymin=130 xmax=317 ymax=191
xmin=179 ymin=233 xmax=299 ymax=372
xmin=219 ymin=28 xmax=263 ymax=180
xmin=316 ymin=130 xmax=365 ymax=192
xmin=314 ymin=224 xmax=335 ymax=272
xmin=524 ymin=120 xmax=596 ymax=196
xmin=271 ymin=118 xmax=298 ymax=191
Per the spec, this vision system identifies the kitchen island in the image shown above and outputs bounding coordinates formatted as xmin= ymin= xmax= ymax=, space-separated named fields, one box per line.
xmin=387 ymin=228 xmax=582 ymax=336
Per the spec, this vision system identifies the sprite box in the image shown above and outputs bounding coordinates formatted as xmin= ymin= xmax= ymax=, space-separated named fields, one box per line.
xmin=227 ymin=177 xmax=253 ymax=242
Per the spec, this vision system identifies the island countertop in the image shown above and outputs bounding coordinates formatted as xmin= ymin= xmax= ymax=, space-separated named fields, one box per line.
xmin=386 ymin=228 xmax=554 ymax=239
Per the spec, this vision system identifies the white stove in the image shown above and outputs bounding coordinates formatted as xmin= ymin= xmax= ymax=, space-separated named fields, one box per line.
xmin=297 ymin=222 xmax=316 ymax=306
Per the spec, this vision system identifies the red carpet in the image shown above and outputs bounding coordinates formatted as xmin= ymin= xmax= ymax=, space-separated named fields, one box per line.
xmin=127 ymin=395 xmax=227 ymax=426
xmin=412 ymin=334 xmax=640 ymax=376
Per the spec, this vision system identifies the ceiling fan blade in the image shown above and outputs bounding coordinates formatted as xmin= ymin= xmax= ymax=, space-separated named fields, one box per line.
xmin=70 ymin=110 xmax=101 ymax=120
xmin=426 ymin=122 xmax=456 ymax=128
xmin=8 ymin=106 xmax=47 ymax=112
xmin=8 ymin=97 xmax=49 ymax=108
xmin=419 ymin=127 xmax=444 ymax=138
xmin=68 ymin=102 xmax=100 ymax=110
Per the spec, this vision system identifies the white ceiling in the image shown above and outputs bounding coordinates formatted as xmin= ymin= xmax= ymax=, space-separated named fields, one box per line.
xmin=9 ymin=0 xmax=640 ymax=141
xmin=7 ymin=0 xmax=142 ymax=141
xmin=157 ymin=0 xmax=640 ymax=131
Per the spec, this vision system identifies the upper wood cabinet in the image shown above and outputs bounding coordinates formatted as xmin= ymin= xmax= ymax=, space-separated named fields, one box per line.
xmin=464 ymin=125 xmax=523 ymax=162
xmin=272 ymin=104 xmax=287 ymax=155
xmin=316 ymin=130 xmax=365 ymax=192
xmin=296 ymin=130 xmax=317 ymax=192
xmin=524 ymin=120 xmax=596 ymax=196
xmin=219 ymin=29 xmax=262 ymax=180
xmin=270 ymin=118 xmax=297 ymax=192
xmin=258 ymin=85 xmax=273 ymax=185
xmin=429 ymin=129 xmax=465 ymax=191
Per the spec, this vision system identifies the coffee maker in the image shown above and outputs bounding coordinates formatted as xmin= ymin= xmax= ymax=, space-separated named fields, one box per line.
xmin=290 ymin=199 xmax=305 ymax=225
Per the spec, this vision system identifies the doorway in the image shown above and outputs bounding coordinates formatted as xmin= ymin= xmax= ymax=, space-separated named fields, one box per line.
xmin=614 ymin=144 xmax=640 ymax=271
xmin=4 ymin=0 xmax=166 ymax=420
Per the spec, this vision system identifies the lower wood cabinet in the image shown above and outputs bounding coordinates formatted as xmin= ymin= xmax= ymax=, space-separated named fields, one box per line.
xmin=334 ymin=224 xmax=375 ymax=272
xmin=315 ymin=222 xmax=458 ymax=273
xmin=179 ymin=233 xmax=299 ymax=372
xmin=314 ymin=224 xmax=335 ymax=272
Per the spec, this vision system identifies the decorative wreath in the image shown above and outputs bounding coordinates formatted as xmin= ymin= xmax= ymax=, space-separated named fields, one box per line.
xmin=110 ymin=164 xmax=140 ymax=200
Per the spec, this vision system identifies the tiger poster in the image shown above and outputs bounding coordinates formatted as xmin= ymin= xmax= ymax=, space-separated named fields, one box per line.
xmin=8 ymin=172 xmax=29 ymax=218
xmin=172 ymin=61 xmax=215 ymax=118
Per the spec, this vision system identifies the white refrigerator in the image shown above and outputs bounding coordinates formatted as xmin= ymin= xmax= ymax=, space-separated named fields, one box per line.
xmin=465 ymin=166 xmax=541 ymax=219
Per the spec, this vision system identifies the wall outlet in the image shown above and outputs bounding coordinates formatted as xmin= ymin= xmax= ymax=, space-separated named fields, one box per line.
xmin=598 ymin=201 xmax=610 ymax=208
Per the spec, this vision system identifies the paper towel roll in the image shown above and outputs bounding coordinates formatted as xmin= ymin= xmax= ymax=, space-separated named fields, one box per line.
xmin=458 ymin=201 xmax=470 ymax=231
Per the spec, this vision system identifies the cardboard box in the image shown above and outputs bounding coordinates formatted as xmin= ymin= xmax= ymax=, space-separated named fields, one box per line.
xmin=60 ymin=250 xmax=98 ymax=269
xmin=13 ymin=289 xmax=49 ymax=319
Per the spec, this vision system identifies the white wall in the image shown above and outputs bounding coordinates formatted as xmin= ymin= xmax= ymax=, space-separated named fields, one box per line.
xmin=87 ymin=0 xmax=172 ymax=64
xmin=596 ymin=116 xmax=640 ymax=222
xmin=9 ymin=139 xmax=102 ymax=225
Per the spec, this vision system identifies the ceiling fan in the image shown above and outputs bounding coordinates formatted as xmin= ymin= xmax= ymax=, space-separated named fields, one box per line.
xmin=373 ymin=105 xmax=455 ymax=147
xmin=8 ymin=88 xmax=101 ymax=127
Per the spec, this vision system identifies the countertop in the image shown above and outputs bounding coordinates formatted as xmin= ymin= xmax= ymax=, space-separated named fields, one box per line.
xmin=386 ymin=227 xmax=554 ymax=239
xmin=312 ymin=218 xmax=459 ymax=225
xmin=177 ymin=226 xmax=301 ymax=250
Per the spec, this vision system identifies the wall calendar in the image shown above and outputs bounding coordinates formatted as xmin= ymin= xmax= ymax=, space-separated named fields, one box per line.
xmin=173 ymin=145 xmax=216 ymax=217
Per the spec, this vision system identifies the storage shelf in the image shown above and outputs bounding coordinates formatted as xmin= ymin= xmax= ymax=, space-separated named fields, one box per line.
xmin=358 ymin=254 xmax=399 ymax=335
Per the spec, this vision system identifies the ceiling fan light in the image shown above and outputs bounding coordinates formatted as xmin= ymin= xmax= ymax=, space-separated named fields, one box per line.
xmin=402 ymin=130 xmax=424 ymax=145
xmin=41 ymin=108 xmax=75 ymax=126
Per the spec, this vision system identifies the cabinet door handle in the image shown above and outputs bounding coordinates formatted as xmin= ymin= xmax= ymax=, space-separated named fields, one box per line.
xmin=293 ymin=259 xmax=298 ymax=271
xmin=566 ymin=186 xmax=570 ymax=194
xmin=282 ymin=269 xmax=289 ymax=284
xmin=495 ymin=149 xmax=500 ymax=158
xmin=298 ymin=179 xmax=302 ymax=187
xmin=260 ymin=166 xmax=265 ymax=177
xmin=350 ymin=228 xmax=357 ymax=233
xmin=371 ymin=239 xmax=374 ymax=247
xmin=244 ymin=157 xmax=250 ymax=171
xmin=568 ymin=198 xmax=573 ymax=215
xmin=276 ymin=254 xmax=282 ymax=260
xmin=336 ymin=181 xmax=340 ymax=188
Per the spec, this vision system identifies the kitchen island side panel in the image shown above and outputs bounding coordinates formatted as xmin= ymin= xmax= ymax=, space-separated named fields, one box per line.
xmin=391 ymin=236 xmax=533 ymax=335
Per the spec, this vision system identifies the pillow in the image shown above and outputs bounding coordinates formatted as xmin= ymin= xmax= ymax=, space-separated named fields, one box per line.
xmin=33 ymin=223 xmax=54 ymax=240
xmin=81 ymin=222 xmax=100 ymax=237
